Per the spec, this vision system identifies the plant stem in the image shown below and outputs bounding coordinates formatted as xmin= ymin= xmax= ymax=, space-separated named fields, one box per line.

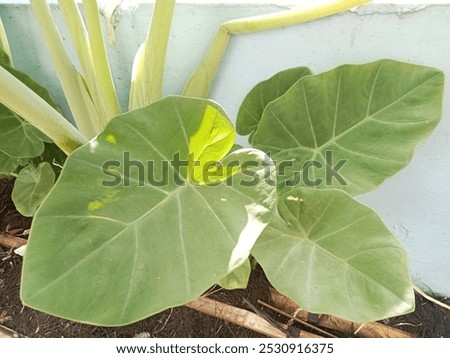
xmin=30 ymin=0 xmax=99 ymax=138
xmin=82 ymin=0 xmax=121 ymax=120
xmin=58 ymin=0 xmax=107 ymax=130
xmin=0 ymin=66 xmax=87 ymax=155
xmin=129 ymin=0 xmax=176 ymax=110
xmin=183 ymin=27 xmax=229 ymax=100
xmin=0 ymin=15 xmax=13 ymax=67
xmin=225 ymin=0 xmax=371 ymax=34
xmin=183 ymin=0 xmax=371 ymax=98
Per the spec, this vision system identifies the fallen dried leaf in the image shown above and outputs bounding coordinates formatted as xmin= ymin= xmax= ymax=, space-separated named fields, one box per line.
xmin=0 ymin=311 xmax=12 ymax=325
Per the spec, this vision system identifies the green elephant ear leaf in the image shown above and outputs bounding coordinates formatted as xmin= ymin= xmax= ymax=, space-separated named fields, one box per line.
xmin=237 ymin=67 xmax=312 ymax=141
xmin=12 ymin=162 xmax=56 ymax=217
xmin=252 ymin=187 xmax=415 ymax=323
xmin=21 ymin=96 xmax=276 ymax=326
xmin=0 ymin=64 xmax=60 ymax=160
xmin=251 ymin=60 xmax=444 ymax=195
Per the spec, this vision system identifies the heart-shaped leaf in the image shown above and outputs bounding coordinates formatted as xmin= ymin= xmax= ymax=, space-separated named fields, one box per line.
xmin=12 ymin=162 xmax=56 ymax=217
xmin=252 ymin=187 xmax=414 ymax=322
xmin=237 ymin=67 xmax=312 ymax=140
xmin=21 ymin=96 xmax=276 ymax=326
xmin=251 ymin=60 xmax=444 ymax=195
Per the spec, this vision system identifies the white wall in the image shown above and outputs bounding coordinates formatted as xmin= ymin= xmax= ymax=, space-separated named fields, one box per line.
xmin=1 ymin=1 xmax=449 ymax=296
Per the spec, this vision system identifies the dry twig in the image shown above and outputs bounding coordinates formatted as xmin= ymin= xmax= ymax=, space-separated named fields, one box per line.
xmin=414 ymin=285 xmax=450 ymax=311
xmin=269 ymin=288 xmax=412 ymax=338
xmin=0 ymin=234 xmax=27 ymax=250
xmin=186 ymin=296 xmax=322 ymax=338
xmin=258 ymin=300 xmax=337 ymax=338
xmin=0 ymin=324 xmax=24 ymax=338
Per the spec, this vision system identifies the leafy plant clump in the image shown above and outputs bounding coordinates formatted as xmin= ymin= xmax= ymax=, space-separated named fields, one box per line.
xmin=238 ymin=60 xmax=444 ymax=321
xmin=0 ymin=0 xmax=445 ymax=326
xmin=0 ymin=47 xmax=65 ymax=217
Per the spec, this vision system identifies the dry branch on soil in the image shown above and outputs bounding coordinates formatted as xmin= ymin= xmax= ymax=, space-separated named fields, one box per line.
xmin=186 ymin=296 xmax=323 ymax=338
xmin=269 ymin=288 xmax=412 ymax=338
xmin=0 ymin=324 xmax=23 ymax=338
xmin=0 ymin=234 xmax=27 ymax=250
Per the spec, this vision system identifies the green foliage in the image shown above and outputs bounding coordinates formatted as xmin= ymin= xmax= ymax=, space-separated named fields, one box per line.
xmin=0 ymin=152 xmax=19 ymax=175
xmin=237 ymin=67 xmax=312 ymax=140
xmin=238 ymin=59 xmax=444 ymax=323
xmin=12 ymin=162 xmax=56 ymax=217
xmin=247 ymin=60 xmax=444 ymax=195
xmin=16 ymin=60 xmax=447 ymax=325
xmin=252 ymin=188 xmax=414 ymax=322
xmin=0 ymin=61 xmax=55 ymax=162
xmin=0 ymin=0 xmax=445 ymax=327
xmin=188 ymin=102 xmax=236 ymax=184
xmin=21 ymin=96 xmax=276 ymax=325
xmin=0 ymin=55 xmax=65 ymax=215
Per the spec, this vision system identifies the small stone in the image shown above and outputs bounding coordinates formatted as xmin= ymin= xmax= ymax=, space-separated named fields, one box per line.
xmin=134 ymin=332 xmax=151 ymax=338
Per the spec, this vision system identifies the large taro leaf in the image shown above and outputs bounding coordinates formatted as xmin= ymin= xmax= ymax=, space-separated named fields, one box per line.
xmin=236 ymin=67 xmax=312 ymax=141
xmin=21 ymin=96 xmax=276 ymax=326
xmin=251 ymin=60 xmax=444 ymax=195
xmin=0 ymin=64 xmax=57 ymax=160
xmin=252 ymin=188 xmax=414 ymax=322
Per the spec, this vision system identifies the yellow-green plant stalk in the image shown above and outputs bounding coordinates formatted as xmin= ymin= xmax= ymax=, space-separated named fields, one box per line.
xmin=184 ymin=0 xmax=371 ymax=98
xmin=82 ymin=0 xmax=121 ymax=119
xmin=30 ymin=0 xmax=100 ymax=138
xmin=0 ymin=16 xmax=13 ymax=66
xmin=129 ymin=0 xmax=176 ymax=110
xmin=0 ymin=66 xmax=87 ymax=155
xmin=58 ymin=0 xmax=108 ymax=129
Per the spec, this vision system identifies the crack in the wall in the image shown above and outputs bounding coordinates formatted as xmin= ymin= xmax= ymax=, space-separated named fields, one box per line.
xmin=350 ymin=3 xmax=442 ymax=16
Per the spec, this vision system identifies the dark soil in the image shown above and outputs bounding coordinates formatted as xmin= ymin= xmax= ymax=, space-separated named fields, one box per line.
xmin=0 ymin=253 xmax=270 ymax=338
xmin=1 ymin=178 xmax=449 ymax=338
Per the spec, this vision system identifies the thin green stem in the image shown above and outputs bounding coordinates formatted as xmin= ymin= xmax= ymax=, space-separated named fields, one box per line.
xmin=82 ymin=0 xmax=121 ymax=120
xmin=0 ymin=15 xmax=14 ymax=67
xmin=129 ymin=0 xmax=176 ymax=110
xmin=183 ymin=0 xmax=371 ymax=98
xmin=30 ymin=0 xmax=99 ymax=138
xmin=0 ymin=66 xmax=87 ymax=155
